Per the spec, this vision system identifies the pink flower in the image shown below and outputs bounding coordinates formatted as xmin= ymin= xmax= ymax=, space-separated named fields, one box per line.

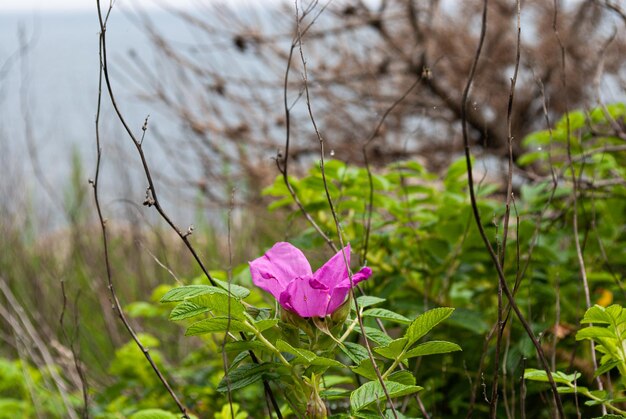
xmin=249 ymin=242 xmax=372 ymax=318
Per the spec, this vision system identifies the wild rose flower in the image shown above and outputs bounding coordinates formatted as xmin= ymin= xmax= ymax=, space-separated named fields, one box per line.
xmin=249 ymin=242 xmax=372 ymax=318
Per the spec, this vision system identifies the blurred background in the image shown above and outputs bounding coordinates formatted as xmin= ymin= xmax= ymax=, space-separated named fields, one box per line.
xmin=1 ymin=0 xmax=625 ymax=417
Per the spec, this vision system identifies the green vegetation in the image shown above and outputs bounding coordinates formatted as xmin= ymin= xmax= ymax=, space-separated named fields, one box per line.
xmin=0 ymin=104 xmax=625 ymax=417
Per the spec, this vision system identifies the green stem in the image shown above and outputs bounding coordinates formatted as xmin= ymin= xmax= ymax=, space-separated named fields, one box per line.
xmin=250 ymin=323 xmax=291 ymax=367
xmin=339 ymin=310 xmax=363 ymax=343
xmin=569 ymin=382 xmax=626 ymax=416
xmin=381 ymin=352 xmax=405 ymax=380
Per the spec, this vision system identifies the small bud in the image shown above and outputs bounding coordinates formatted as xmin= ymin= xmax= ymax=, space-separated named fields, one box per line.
xmin=305 ymin=374 xmax=327 ymax=419
xmin=330 ymin=293 xmax=352 ymax=325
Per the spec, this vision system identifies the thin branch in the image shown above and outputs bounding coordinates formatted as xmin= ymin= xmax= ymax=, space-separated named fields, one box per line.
xmin=491 ymin=2 xmax=522 ymax=415
xmin=459 ymin=1 xmax=564 ymax=417
xmin=294 ymin=1 xmax=399 ymax=417
xmin=552 ymin=0 xmax=605 ymax=407
xmin=59 ymin=281 xmax=90 ymax=418
xmin=94 ymin=2 xmax=190 ymax=416
xmin=95 ymin=2 xmax=283 ymax=417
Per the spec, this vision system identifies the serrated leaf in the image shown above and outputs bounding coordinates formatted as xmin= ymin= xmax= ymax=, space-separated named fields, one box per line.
xmin=213 ymin=278 xmax=251 ymax=299
xmin=254 ymin=319 xmax=279 ymax=333
xmin=169 ymin=301 xmax=209 ymax=321
xmin=595 ymin=359 xmax=621 ymax=377
xmin=524 ymin=368 xmax=580 ymax=385
xmin=342 ymin=342 xmax=370 ymax=364
xmin=401 ymin=341 xmax=462 ymax=360
xmin=580 ymin=305 xmax=612 ymax=324
xmin=387 ymin=371 xmax=416 ymax=386
xmin=160 ymin=285 xmax=226 ymax=303
xmin=186 ymin=317 xmax=252 ymax=336
xmin=310 ymin=356 xmax=345 ymax=369
xmin=356 ymin=296 xmax=386 ymax=309
xmin=351 ymin=359 xmax=379 ymax=381
xmin=373 ymin=338 xmax=408 ymax=360
xmin=350 ymin=381 xmax=423 ymax=412
xmin=363 ymin=308 xmax=411 ymax=324
xmin=589 ymin=390 xmax=609 ymax=400
xmin=355 ymin=326 xmax=392 ymax=346
xmin=191 ymin=293 xmax=246 ymax=320
xmin=274 ymin=340 xmax=344 ymax=368
xmin=276 ymin=340 xmax=317 ymax=363
xmin=406 ymin=307 xmax=455 ymax=346
xmin=217 ymin=363 xmax=280 ymax=392
xmin=321 ymin=389 xmax=352 ymax=401
xmin=576 ymin=327 xmax=615 ymax=341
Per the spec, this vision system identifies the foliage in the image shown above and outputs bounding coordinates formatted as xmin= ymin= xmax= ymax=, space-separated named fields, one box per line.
xmin=0 ymin=103 xmax=625 ymax=417
xmin=524 ymin=304 xmax=626 ymax=416
xmin=162 ymin=277 xmax=459 ymax=416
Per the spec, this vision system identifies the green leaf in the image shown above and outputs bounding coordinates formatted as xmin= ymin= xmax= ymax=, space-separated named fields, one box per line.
xmin=581 ymin=305 xmax=613 ymax=324
xmin=351 ymin=359 xmax=380 ymax=381
xmin=576 ymin=327 xmax=615 ymax=341
xmin=524 ymin=368 xmax=580 ymax=385
xmin=354 ymin=326 xmax=393 ymax=346
xmin=342 ymin=342 xmax=370 ymax=364
xmin=356 ymin=296 xmax=386 ymax=309
xmin=402 ymin=341 xmax=461 ymax=360
xmin=217 ymin=363 xmax=280 ymax=392
xmin=350 ymin=381 xmax=423 ymax=412
xmin=363 ymin=308 xmax=411 ymax=325
xmin=557 ymin=386 xmax=588 ymax=394
xmin=213 ymin=278 xmax=251 ymax=299
xmin=160 ymin=285 xmax=226 ymax=303
xmin=387 ymin=371 xmax=416 ymax=386
xmin=276 ymin=340 xmax=316 ymax=363
xmin=169 ymin=301 xmax=209 ymax=321
xmin=275 ymin=339 xmax=344 ymax=368
xmin=595 ymin=360 xmax=621 ymax=377
xmin=254 ymin=319 xmax=279 ymax=333
xmin=373 ymin=338 xmax=408 ymax=360
xmin=190 ymin=293 xmax=246 ymax=320
xmin=406 ymin=307 xmax=455 ymax=346
xmin=310 ymin=356 xmax=346 ymax=369
xmin=186 ymin=317 xmax=252 ymax=335
xmin=522 ymin=130 xmax=551 ymax=147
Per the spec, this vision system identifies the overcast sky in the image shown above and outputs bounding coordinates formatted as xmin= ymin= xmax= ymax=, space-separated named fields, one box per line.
xmin=0 ymin=0 xmax=262 ymax=12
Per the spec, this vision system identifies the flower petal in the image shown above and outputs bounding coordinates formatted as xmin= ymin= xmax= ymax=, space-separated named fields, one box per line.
xmin=326 ymin=283 xmax=351 ymax=315
xmin=313 ymin=244 xmax=351 ymax=288
xmin=326 ymin=266 xmax=372 ymax=314
xmin=249 ymin=242 xmax=312 ymax=300
xmin=351 ymin=266 xmax=372 ymax=285
xmin=279 ymin=275 xmax=331 ymax=318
